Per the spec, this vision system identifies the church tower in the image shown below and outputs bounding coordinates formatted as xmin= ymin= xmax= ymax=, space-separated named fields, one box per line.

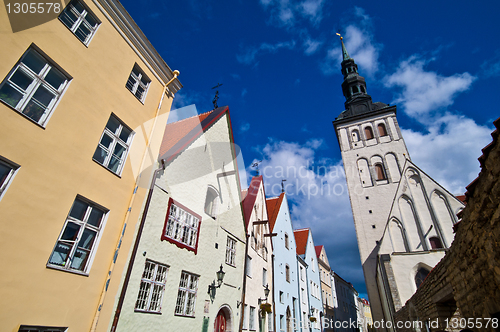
xmin=332 ymin=36 xmax=463 ymax=327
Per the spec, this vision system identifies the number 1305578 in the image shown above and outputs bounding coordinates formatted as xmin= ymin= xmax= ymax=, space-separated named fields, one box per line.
xmin=6 ymin=2 xmax=61 ymax=14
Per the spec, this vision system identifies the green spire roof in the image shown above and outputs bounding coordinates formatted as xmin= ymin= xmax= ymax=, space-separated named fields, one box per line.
xmin=341 ymin=38 xmax=351 ymax=61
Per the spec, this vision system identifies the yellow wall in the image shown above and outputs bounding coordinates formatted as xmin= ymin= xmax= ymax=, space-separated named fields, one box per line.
xmin=0 ymin=1 xmax=177 ymax=331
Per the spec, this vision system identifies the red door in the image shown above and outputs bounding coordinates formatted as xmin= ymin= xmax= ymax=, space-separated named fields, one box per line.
xmin=214 ymin=310 xmax=226 ymax=332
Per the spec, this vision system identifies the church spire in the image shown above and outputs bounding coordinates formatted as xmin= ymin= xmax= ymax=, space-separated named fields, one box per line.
xmin=335 ymin=33 xmax=376 ymax=120
xmin=336 ymin=33 xmax=351 ymax=61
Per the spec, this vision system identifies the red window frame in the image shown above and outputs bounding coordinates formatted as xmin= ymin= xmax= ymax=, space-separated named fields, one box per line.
xmin=161 ymin=198 xmax=202 ymax=254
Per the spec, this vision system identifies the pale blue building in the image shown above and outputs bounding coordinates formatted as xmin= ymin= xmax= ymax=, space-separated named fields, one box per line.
xmin=267 ymin=193 xmax=301 ymax=332
xmin=294 ymin=228 xmax=323 ymax=332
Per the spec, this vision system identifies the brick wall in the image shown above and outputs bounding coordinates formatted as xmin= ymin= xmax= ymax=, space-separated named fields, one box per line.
xmin=394 ymin=118 xmax=500 ymax=332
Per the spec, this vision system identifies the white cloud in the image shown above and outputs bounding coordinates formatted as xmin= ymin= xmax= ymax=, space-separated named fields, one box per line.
xmin=249 ymin=138 xmax=361 ymax=281
xmin=323 ymin=25 xmax=380 ymax=76
xmin=240 ymin=122 xmax=250 ymax=133
xmin=303 ymin=37 xmax=322 ymax=55
xmin=241 ymin=88 xmax=248 ymax=97
xmin=259 ymin=0 xmax=324 ymax=27
xmin=237 ymin=40 xmax=296 ymax=65
xmin=384 ymin=56 xmax=476 ymax=118
xmin=481 ymin=51 xmax=500 ymax=78
xmin=402 ymin=113 xmax=493 ymax=194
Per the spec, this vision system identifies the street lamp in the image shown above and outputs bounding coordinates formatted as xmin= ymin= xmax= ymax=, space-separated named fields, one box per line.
xmin=208 ymin=264 xmax=225 ymax=296
xmin=258 ymin=284 xmax=270 ymax=303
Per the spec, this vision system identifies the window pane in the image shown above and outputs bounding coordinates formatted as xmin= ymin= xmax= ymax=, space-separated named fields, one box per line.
xmin=108 ymin=155 xmax=121 ymax=173
xmin=0 ymin=84 xmax=23 ymax=108
xmin=87 ymin=208 xmax=104 ymax=227
xmin=48 ymin=242 xmax=72 ymax=266
xmin=119 ymin=126 xmax=131 ymax=142
xmin=60 ymin=222 xmax=80 ymax=241
xmin=60 ymin=9 xmax=78 ymax=29
xmin=134 ymin=85 xmax=145 ymax=99
xmin=10 ymin=68 xmax=33 ymax=90
xmin=126 ymin=76 xmax=136 ymax=92
xmin=0 ymin=163 xmax=12 ymax=186
xmin=93 ymin=146 xmax=108 ymax=164
xmin=70 ymin=247 xmax=89 ymax=270
xmin=113 ymin=143 xmax=126 ymax=158
xmin=99 ymin=133 xmax=114 ymax=149
xmin=75 ymin=24 xmax=91 ymax=42
xmin=31 ymin=85 xmax=56 ymax=107
xmin=72 ymin=1 xmax=85 ymax=14
xmin=22 ymin=100 xmax=46 ymax=123
xmin=44 ymin=68 xmax=66 ymax=91
xmin=22 ymin=50 xmax=46 ymax=74
xmin=84 ymin=12 xmax=98 ymax=27
xmin=70 ymin=199 xmax=88 ymax=220
xmin=105 ymin=116 xmax=120 ymax=134
xmin=78 ymin=228 xmax=96 ymax=249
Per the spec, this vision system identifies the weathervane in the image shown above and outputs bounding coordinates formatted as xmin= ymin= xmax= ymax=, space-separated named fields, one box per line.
xmin=212 ymin=83 xmax=223 ymax=109
xmin=281 ymin=179 xmax=287 ymax=193
xmin=336 ymin=32 xmax=343 ymax=40
xmin=251 ymin=160 xmax=262 ymax=176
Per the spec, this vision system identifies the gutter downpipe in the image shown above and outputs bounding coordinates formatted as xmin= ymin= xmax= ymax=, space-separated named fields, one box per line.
xmin=90 ymin=70 xmax=179 ymax=332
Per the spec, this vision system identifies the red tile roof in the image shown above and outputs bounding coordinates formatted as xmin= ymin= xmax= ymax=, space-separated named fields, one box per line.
xmin=242 ymin=176 xmax=263 ymax=228
xmin=315 ymin=245 xmax=323 ymax=258
xmin=294 ymin=229 xmax=309 ymax=255
xmin=159 ymin=106 xmax=228 ymax=163
xmin=266 ymin=193 xmax=284 ymax=232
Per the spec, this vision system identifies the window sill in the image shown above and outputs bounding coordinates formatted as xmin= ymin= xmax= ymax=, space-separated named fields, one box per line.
xmin=0 ymin=99 xmax=48 ymax=129
xmin=134 ymin=309 xmax=162 ymax=315
xmin=225 ymin=262 xmax=237 ymax=268
xmin=174 ymin=313 xmax=196 ymax=318
xmin=46 ymin=264 xmax=89 ymax=276
xmin=92 ymin=159 xmax=123 ymax=178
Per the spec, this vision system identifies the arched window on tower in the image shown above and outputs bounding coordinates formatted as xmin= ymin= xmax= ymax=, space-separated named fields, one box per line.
xmin=429 ymin=236 xmax=443 ymax=249
xmin=415 ymin=267 xmax=430 ymax=288
xmin=375 ymin=164 xmax=386 ymax=181
xmin=351 ymin=129 xmax=360 ymax=142
xmin=364 ymin=126 xmax=374 ymax=140
xmin=378 ymin=123 xmax=388 ymax=137
xmin=204 ymin=186 xmax=219 ymax=218
xmin=360 ymin=86 xmax=366 ymax=93
xmin=352 ymin=86 xmax=359 ymax=94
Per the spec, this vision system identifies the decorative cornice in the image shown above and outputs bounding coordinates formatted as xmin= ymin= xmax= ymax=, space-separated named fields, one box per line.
xmin=93 ymin=0 xmax=182 ymax=93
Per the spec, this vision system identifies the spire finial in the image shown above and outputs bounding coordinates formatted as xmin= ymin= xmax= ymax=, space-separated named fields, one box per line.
xmin=336 ymin=33 xmax=351 ymax=61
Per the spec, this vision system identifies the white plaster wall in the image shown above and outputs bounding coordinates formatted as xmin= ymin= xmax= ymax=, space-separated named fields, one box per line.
xmin=298 ymin=257 xmax=310 ymax=332
xmin=304 ymin=232 xmax=322 ymax=332
xmin=389 ymin=251 xmax=445 ymax=305
xmin=116 ymin=113 xmax=246 ymax=332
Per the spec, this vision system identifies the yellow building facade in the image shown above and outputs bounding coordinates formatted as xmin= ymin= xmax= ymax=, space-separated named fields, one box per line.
xmin=0 ymin=1 xmax=181 ymax=331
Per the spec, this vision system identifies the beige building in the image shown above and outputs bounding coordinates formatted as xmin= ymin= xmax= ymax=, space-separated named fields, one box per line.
xmin=0 ymin=1 xmax=180 ymax=331
xmin=315 ymin=245 xmax=335 ymax=331
xmin=241 ymin=176 xmax=275 ymax=332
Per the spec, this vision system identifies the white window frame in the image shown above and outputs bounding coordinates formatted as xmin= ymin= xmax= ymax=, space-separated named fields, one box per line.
xmin=243 ymin=304 xmax=248 ymax=329
xmin=59 ymin=0 xmax=101 ymax=46
xmin=135 ymin=260 xmax=169 ymax=313
xmin=246 ymin=255 xmax=252 ymax=277
xmin=126 ymin=64 xmax=151 ymax=103
xmin=204 ymin=186 xmax=219 ymax=219
xmin=93 ymin=114 xmax=134 ymax=176
xmin=47 ymin=196 xmax=108 ymax=274
xmin=175 ymin=271 xmax=199 ymax=317
xmin=0 ymin=156 xmax=20 ymax=201
xmin=268 ymin=312 xmax=273 ymax=332
xmin=162 ymin=198 xmax=201 ymax=253
xmin=249 ymin=306 xmax=256 ymax=330
xmin=262 ymin=268 xmax=267 ymax=286
xmin=225 ymin=236 xmax=236 ymax=267
xmin=0 ymin=46 xmax=71 ymax=127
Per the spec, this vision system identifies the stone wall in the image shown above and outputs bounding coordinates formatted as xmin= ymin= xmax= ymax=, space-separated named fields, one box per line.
xmin=394 ymin=118 xmax=500 ymax=332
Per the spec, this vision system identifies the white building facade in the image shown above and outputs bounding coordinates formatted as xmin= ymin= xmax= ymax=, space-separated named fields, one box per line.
xmin=332 ymin=38 xmax=464 ymax=328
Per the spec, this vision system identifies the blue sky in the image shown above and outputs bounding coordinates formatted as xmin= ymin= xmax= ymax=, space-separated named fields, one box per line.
xmin=120 ymin=0 xmax=500 ymax=298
